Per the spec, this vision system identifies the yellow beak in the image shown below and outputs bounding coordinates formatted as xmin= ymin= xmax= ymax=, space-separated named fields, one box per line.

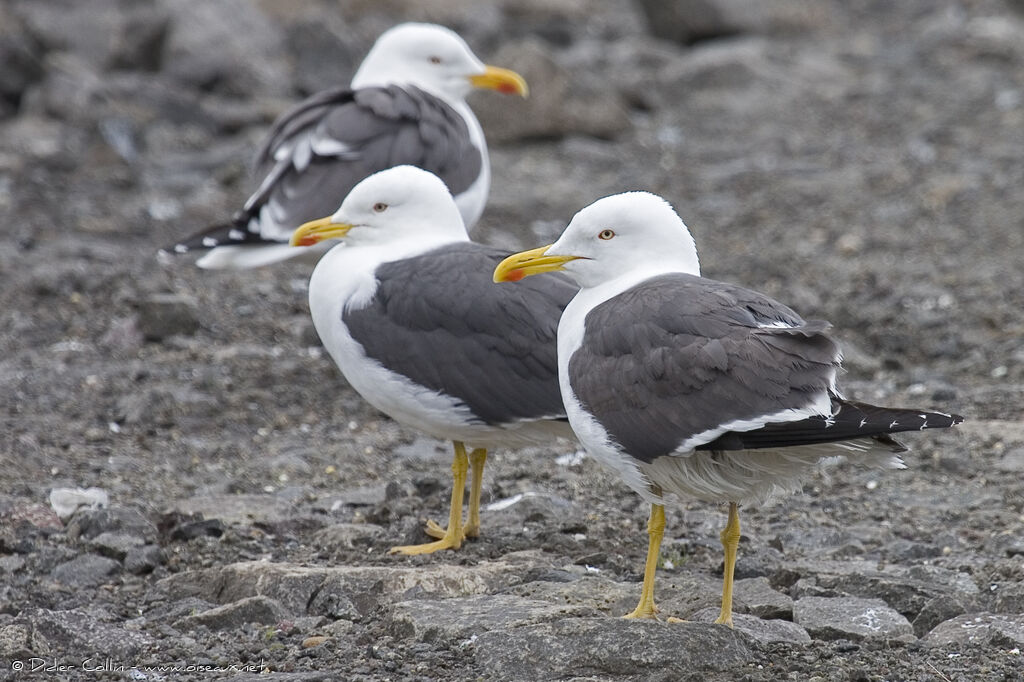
xmin=493 ymin=244 xmax=580 ymax=283
xmin=469 ymin=65 xmax=529 ymax=97
xmin=290 ymin=216 xmax=353 ymax=247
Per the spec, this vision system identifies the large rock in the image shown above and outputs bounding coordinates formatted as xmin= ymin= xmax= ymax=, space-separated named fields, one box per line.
xmin=389 ymin=594 xmax=597 ymax=642
xmin=0 ymin=3 xmax=44 ymax=116
xmin=161 ymin=0 xmax=290 ymax=96
xmin=912 ymin=594 xmax=975 ymax=639
xmin=786 ymin=559 xmax=978 ymax=620
xmin=473 ymin=618 xmax=754 ymax=678
xmin=14 ymin=608 xmax=151 ymax=658
xmin=174 ymin=596 xmax=291 ymax=631
xmin=690 ymin=609 xmax=811 ymax=644
xmin=633 ymin=0 xmax=830 ymax=45
xmin=11 ymin=0 xmax=125 ymax=69
xmin=152 ymin=560 xmax=522 ymax=618
xmin=794 ymin=596 xmax=915 ymax=642
xmin=51 ymin=553 xmax=121 ymax=587
xmin=734 ymin=576 xmax=794 ymax=619
xmin=924 ymin=613 xmax=1024 ymax=647
xmin=66 ymin=506 xmax=158 ymax=543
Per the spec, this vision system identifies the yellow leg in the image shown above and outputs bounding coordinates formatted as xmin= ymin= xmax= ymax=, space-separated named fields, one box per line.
xmin=423 ymin=447 xmax=487 ymax=541
xmin=389 ymin=442 xmax=468 ymax=555
xmin=623 ymin=503 xmax=665 ymax=619
xmin=714 ymin=502 xmax=741 ymax=627
xmin=464 ymin=448 xmax=488 ymax=538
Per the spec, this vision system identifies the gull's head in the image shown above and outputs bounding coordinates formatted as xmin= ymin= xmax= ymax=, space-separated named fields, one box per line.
xmin=493 ymin=192 xmax=701 ymax=289
xmin=290 ymin=166 xmax=467 ymax=248
xmin=352 ymin=23 xmax=527 ymax=101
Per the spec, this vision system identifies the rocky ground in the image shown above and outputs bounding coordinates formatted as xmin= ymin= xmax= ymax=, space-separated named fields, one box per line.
xmin=2 ymin=0 xmax=1024 ymax=680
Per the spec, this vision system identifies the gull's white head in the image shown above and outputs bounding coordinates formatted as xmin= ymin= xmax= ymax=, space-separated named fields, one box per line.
xmin=289 ymin=166 xmax=468 ymax=249
xmin=494 ymin=192 xmax=701 ymax=289
xmin=352 ymin=23 xmax=528 ymax=102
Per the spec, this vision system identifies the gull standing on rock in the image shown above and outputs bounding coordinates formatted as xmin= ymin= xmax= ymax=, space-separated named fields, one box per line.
xmin=494 ymin=191 xmax=963 ymax=624
xmin=163 ymin=22 xmax=527 ymax=269
xmin=289 ymin=166 xmax=576 ymax=554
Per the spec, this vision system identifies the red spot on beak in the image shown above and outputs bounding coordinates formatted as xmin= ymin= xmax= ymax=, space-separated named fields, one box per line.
xmin=296 ymin=235 xmax=318 ymax=247
xmin=497 ymin=83 xmax=518 ymax=95
xmin=505 ymin=269 xmax=525 ymax=282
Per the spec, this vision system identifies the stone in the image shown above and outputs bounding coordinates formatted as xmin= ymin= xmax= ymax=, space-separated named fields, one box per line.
xmin=174 ymin=596 xmax=291 ymax=632
xmin=88 ymin=532 xmax=145 ymax=560
xmin=0 ymin=3 xmax=44 ymax=114
xmin=11 ymin=0 xmax=126 ymax=69
xmin=0 ymin=623 xmax=32 ymax=659
xmin=509 ymin=575 xmax=642 ymax=614
xmin=170 ymin=494 xmax=297 ymax=526
xmin=486 ymin=490 xmax=575 ymax=527
xmin=283 ymin=19 xmax=356 ymax=96
xmin=994 ymin=583 xmax=1024 ymax=614
xmin=786 ymin=560 xmax=978 ymax=620
xmin=734 ymin=576 xmax=794 ymax=620
xmin=691 ymin=609 xmax=811 ymax=644
xmin=634 ymin=0 xmax=827 ymax=45
xmin=66 ymin=506 xmax=157 ymax=543
xmin=135 ymin=293 xmax=200 ymax=341
xmin=473 ymin=618 xmax=754 ymax=677
xmin=995 ymin=447 xmax=1024 ymax=473
xmin=634 ymin=0 xmax=746 ymax=44
xmin=124 ymin=544 xmax=165 ymax=575
xmin=793 ymin=596 xmax=915 ymax=642
xmin=311 ymin=523 xmax=386 ymax=550
xmin=49 ymin=487 xmax=109 ymax=523
xmin=924 ymin=613 xmax=1024 ymax=647
xmin=161 ymin=0 xmax=290 ymax=96
xmin=152 ymin=560 xmax=521 ymax=618
xmin=913 ymin=594 xmax=974 ymax=639
xmin=14 ymin=608 xmax=151 ymax=658
xmin=51 ymin=554 xmax=121 ymax=587
xmin=389 ymin=594 xmax=597 ymax=642
xmin=330 ymin=484 xmax=389 ymax=507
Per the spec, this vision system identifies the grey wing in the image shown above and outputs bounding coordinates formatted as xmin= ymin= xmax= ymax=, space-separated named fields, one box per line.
xmin=569 ymin=273 xmax=842 ymax=462
xmin=243 ymin=85 xmax=483 ymax=242
xmin=343 ymin=244 xmax=577 ymax=426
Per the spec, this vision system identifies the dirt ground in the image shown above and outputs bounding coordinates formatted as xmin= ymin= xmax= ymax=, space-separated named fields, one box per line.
xmin=2 ymin=0 xmax=1024 ymax=680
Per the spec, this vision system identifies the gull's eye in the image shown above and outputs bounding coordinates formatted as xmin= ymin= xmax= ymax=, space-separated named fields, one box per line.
xmin=428 ymin=55 xmax=442 ymax=65
xmin=598 ymin=229 xmax=615 ymax=240
xmin=373 ymin=202 xmax=388 ymax=213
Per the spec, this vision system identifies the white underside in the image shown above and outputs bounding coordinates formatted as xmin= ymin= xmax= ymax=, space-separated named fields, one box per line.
xmin=448 ymin=98 xmax=489 ymax=229
xmin=311 ymin=239 xmax=572 ymax=451
xmin=557 ymin=271 xmax=904 ymax=507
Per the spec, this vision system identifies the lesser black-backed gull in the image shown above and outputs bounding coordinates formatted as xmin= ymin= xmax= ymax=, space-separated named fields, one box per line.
xmin=494 ymin=191 xmax=963 ymax=624
xmin=164 ymin=23 xmax=527 ymax=269
xmin=290 ymin=166 xmax=575 ymax=554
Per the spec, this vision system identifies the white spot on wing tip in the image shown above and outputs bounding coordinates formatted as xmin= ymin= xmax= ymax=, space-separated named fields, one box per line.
xmin=228 ymin=229 xmax=245 ymax=241
xmin=173 ymin=244 xmax=189 ymax=253
xmin=202 ymin=237 xmax=218 ymax=247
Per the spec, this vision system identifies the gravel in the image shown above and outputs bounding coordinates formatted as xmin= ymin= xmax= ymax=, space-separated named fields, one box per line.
xmin=2 ymin=0 xmax=1023 ymax=680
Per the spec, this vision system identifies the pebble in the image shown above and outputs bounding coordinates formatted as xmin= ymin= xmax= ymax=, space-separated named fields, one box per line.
xmin=49 ymin=487 xmax=109 ymax=523
xmin=136 ymin=293 xmax=201 ymax=341
xmin=51 ymin=553 xmax=122 ymax=587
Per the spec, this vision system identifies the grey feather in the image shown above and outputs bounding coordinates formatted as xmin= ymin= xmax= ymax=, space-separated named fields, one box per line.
xmin=569 ymin=273 xmax=841 ymax=463
xmin=343 ymin=243 xmax=577 ymax=426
